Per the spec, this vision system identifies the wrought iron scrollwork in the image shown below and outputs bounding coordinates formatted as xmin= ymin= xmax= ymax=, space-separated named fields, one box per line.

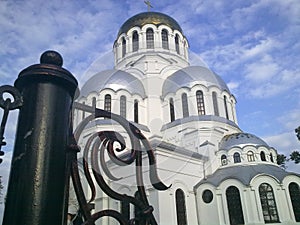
xmin=70 ymin=102 xmax=169 ymax=225
xmin=0 ymin=85 xmax=23 ymax=164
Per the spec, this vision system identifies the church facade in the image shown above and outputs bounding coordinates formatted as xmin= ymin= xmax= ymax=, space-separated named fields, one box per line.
xmin=74 ymin=11 xmax=300 ymax=225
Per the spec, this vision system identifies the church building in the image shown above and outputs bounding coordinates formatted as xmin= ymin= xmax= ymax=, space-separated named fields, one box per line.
xmin=73 ymin=10 xmax=300 ymax=225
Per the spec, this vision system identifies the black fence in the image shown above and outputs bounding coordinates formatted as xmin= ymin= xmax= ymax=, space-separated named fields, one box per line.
xmin=0 ymin=51 xmax=168 ymax=225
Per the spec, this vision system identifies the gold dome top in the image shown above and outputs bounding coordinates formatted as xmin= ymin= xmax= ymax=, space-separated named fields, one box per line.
xmin=118 ymin=12 xmax=183 ymax=36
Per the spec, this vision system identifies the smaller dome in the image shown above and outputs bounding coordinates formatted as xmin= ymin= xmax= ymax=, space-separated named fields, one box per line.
xmin=219 ymin=133 xmax=269 ymax=151
xmin=80 ymin=69 xmax=146 ymax=98
xmin=118 ymin=12 xmax=183 ymax=36
xmin=162 ymin=66 xmax=230 ymax=97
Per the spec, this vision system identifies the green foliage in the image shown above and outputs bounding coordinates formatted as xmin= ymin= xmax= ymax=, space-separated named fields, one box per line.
xmin=296 ymin=126 xmax=300 ymax=141
xmin=290 ymin=151 xmax=300 ymax=164
xmin=277 ymin=154 xmax=287 ymax=169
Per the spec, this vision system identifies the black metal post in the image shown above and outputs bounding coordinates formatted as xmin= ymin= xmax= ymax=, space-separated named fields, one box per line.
xmin=3 ymin=51 xmax=78 ymax=225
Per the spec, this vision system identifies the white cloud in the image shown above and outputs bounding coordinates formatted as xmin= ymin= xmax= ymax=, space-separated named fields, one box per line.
xmin=277 ymin=109 xmax=300 ymax=131
xmin=264 ymin=131 xmax=300 ymax=173
xmin=244 ymin=55 xmax=279 ymax=82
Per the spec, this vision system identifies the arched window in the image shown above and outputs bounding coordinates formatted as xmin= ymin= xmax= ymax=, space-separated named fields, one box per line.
xmin=132 ymin=31 xmax=139 ymax=52
xmin=122 ymin=37 xmax=126 ymax=57
xmin=221 ymin=154 xmax=227 ymax=165
xmin=181 ymin=93 xmax=189 ymax=117
xmin=226 ymin=186 xmax=245 ymax=225
xmin=175 ymin=189 xmax=187 ymax=225
xmin=175 ymin=34 xmax=180 ymax=54
xmin=196 ymin=90 xmax=205 ymax=115
xmin=169 ymin=98 xmax=175 ymax=122
xmin=92 ymin=97 xmax=96 ymax=109
xmin=212 ymin=91 xmax=219 ymax=116
xmin=120 ymin=95 xmax=126 ymax=118
xmin=104 ymin=94 xmax=111 ymax=112
xmin=82 ymin=101 xmax=86 ymax=120
xmin=134 ymin=100 xmax=139 ymax=123
xmin=259 ymin=183 xmax=280 ymax=223
xmin=162 ymin=29 xmax=169 ymax=49
xmin=224 ymin=95 xmax=229 ymax=119
xmin=146 ymin=28 xmax=154 ymax=49
xmin=233 ymin=152 xmax=241 ymax=163
xmin=247 ymin=151 xmax=255 ymax=162
xmin=260 ymin=151 xmax=266 ymax=161
xmin=270 ymin=153 xmax=274 ymax=162
xmin=289 ymin=182 xmax=300 ymax=222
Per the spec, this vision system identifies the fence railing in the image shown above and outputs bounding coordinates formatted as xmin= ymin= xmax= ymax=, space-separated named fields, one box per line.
xmin=0 ymin=51 xmax=168 ymax=225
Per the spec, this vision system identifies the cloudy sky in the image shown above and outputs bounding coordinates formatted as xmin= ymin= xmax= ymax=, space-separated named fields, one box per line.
xmin=0 ymin=0 xmax=299 ymax=217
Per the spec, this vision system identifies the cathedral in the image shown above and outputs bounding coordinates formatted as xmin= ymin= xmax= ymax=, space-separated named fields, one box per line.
xmin=73 ymin=11 xmax=300 ymax=225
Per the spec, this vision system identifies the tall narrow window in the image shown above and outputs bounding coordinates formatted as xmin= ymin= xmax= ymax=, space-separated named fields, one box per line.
xmin=82 ymin=101 xmax=86 ymax=120
xmin=224 ymin=95 xmax=229 ymax=119
xmin=247 ymin=151 xmax=255 ymax=162
xmin=120 ymin=95 xmax=126 ymax=118
xmin=289 ymin=182 xmax=300 ymax=222
xmin=175 ymin=34 xmax=180 ymax=54
xmin=162 ymin=29 xmax=169 ymax=49
xmin=181 ymin=93 xmax=189 ymax=118
xmin=196 ymin=90 xmax=205 ymax=115
xmin=226 ymin=186 xmax=245 ymax=225
xmin=270 ymin=153 xmax=274 ymax=162
xmin=132 ymin=31 xmax=139 ymax=52
xmin=259 ymin=183 xmax=280 ymax=223
xmin=233 ymin=152 xmax=241 ymax=163
xmin=134 ymin=100 xmax=138 ymax=123
xmin=221 ymin=154 xmax=227 ymax=165
xmin=175 ymin=189 xmax=187 ymax=225
xmin=212 ymin=92 xmax=219 ymax=116
xmin=146 ymin=28 xmax=154 ymax=49
xmin=92 ymin=97 xmax=96 ymax=109
xmin=260 ymin=151 xmax=266 ymax=161
xmin=170 ymin=98 xmax=175 ymax=122
xmin=104 ymin=94 xmax=111 ymax=112
xmin=122 ymin=37 xmax=126 ymax=57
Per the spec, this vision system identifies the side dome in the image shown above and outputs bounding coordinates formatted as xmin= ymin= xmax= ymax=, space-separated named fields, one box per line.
xmin=118 ymin=12 xmax=183 ymax=36
xmin=219 ymin=133 xmax=270 ymax=151
xmin=162 ymin=66 xmax=230 ymax=97
xmin=80 ymin=69 xmax=146 ymax=98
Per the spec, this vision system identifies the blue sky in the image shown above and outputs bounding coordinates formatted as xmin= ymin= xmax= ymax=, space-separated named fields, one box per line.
xmin=0 ymin=0 xmax=299 ymax=217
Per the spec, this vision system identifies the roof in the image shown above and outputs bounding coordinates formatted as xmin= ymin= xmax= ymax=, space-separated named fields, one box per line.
xmin=150 ymin=139 xmax=208 ymax=161
xmin=162 ymin=66 xmax=230 ymax=97
xmin=195 ymin=164 xmax=299 ymax=188
xmin=80 ymin=69 xmax=146 ymax=98
xmin=118 ymin=12 xmax=183 ymax=36
xmin=219 ymin=132 xmax=270 ymax=151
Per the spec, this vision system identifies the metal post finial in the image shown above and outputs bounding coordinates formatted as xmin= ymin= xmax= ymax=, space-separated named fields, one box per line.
xmin=144 ymin=0 xmax=153 ymax=12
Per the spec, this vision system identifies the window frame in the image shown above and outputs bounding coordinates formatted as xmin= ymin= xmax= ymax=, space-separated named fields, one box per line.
xmin=146 ymin=28 xmax=154 ymax=49
xmin=162 ymin=29 xmax=169 ymax=49
xmin=104 ymin=94 xmax=112 ymax=112
xmin=120 ymin=95 xmax=126 ymax=118
xmin=132 ymin=31 xmax=139 ymax=52
xmin=196 ymin=90 xmax=205 ymax=115
xmin=259 ymin=183 xmax=280 ymax=223
xmin=181 ymin=93 xmax=189 ymax=118
xmin=226 ymin=186 xmax=245 ymax=225
xmin=175 ymin=189 xmax=188 ymax=225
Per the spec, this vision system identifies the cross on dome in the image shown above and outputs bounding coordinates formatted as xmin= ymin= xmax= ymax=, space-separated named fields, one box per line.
xmin=144 ymin=0 xmax=153 ymax=11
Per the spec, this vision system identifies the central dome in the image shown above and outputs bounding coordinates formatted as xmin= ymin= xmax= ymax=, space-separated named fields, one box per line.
xmin=118 ymin=12 xmax=183 ymax=36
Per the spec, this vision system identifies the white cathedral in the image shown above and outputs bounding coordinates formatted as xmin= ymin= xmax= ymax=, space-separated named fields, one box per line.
xmin=73 ymin=11 xmax=300 ymax=225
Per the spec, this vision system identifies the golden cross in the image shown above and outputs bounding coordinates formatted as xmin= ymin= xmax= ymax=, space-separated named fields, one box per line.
xmin=144 ymin=0 xmax=153 ymax=11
